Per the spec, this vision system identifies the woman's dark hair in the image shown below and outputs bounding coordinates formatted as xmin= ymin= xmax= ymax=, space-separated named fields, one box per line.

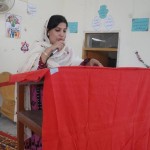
xmin=47 ymin=15 xmax=68 ymax=37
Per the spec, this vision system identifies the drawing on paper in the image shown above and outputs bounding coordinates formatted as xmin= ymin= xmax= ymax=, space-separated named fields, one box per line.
xmin=5 ymin=13 xmax=22 ymax=38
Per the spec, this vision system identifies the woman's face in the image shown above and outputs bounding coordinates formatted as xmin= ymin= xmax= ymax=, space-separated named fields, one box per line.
xmin=48 ymin=22 xmax=67 ymax=44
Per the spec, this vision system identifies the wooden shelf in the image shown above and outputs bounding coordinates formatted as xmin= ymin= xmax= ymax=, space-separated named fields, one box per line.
xmin=18 ymin=110 xmax=42 ymax=136
xmin=17 ymin=81 xmax=43 ymax=150
xmin=82 ymin=32 xmax=119 ymax=67
xmin=83 ymin=47 xmax=117 ymax=52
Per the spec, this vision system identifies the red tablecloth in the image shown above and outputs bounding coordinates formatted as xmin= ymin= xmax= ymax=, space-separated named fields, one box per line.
xmin=42 ymin=67 xmax=150 ymax=150
xmin=10 ymin=67 xmax=150 ymax=150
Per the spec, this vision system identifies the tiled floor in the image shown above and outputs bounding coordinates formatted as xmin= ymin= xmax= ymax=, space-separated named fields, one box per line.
xmin=0 ymin=114 xmax=17 ymax=137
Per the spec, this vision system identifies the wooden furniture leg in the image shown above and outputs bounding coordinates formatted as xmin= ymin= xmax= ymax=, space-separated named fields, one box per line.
xmin=17 ymin=84 xmax=25 ymax=150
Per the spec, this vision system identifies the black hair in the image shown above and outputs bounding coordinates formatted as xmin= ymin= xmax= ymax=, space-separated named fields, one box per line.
xmin=47 ymin=15 xmax=68 ymax=37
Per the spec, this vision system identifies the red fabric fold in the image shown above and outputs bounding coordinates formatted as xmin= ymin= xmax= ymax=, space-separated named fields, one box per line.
xmin=9 ymin=68 xmax=49 ymax=83
xmin=0 ymin=81 xmax=14 ymax=87
xmin=42 ymin=67 xmax=150 ymax=150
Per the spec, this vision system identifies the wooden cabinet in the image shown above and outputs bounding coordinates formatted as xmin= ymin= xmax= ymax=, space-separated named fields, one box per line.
xmin=82 ymin=32 xmax=119 ymax=67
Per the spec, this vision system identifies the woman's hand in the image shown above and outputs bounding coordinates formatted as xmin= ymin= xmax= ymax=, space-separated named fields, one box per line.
xmin=86 ymin=58 xmax=103 ymax=66
xmin=41 ymin=40 xmax=65 ymax=63
xmin=51 ymin=40 xmax=65 ymax=52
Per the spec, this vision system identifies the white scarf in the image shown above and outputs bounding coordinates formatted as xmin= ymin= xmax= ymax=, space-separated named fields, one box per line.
xmin=18 ymin=20 xmax=83 ymax=73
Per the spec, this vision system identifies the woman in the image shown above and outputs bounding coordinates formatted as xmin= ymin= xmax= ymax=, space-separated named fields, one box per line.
xmin=19 ymin=15 xmax=102 ymax=73
xmin=20 ymin=15 xmax=103 ymax=150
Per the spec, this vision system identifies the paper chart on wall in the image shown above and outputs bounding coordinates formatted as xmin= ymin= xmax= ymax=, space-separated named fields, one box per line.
xmin=98 ymin=5 xmax=108 ymax=19
xmin=92 ymin=16 xmax=101 ymax=31
xmin=27 ymin=3 xmax=37 ymax=15
xmin=68 ymin=22 xmax=78 ymax=33
xmin=92 ymin=5 xmax=114 ymax=31
xmin=132 ymin=18 xmax=149 ymax=31
xmin=5 ymin=13 xmax=22 ymax=39
xmin=104 ymin=15 xmax=114 ymax=30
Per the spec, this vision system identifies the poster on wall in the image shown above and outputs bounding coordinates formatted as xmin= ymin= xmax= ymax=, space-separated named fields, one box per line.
xmin=98 ymin=5 xmax=108 ymax=19
xmin=68 ymin=22 xmax=78 ymax=33
xmin=132 ymin=18 xmax=149 ymax=31
xmin=92 ymin=4 xmax=114 ymax=31
xmin=92 ymin=16 xmax=101 ymax=31
xmin=104 ymin=15 xmax=114 ymax=30
xmin=5 ymin=13 xmax=22 ymax=38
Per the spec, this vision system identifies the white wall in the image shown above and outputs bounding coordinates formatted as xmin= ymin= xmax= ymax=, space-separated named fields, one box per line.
xmin=0 ymin=0 xmax=150 ymax=74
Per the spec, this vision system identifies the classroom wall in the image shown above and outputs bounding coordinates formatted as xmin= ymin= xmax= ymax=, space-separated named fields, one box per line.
xmin=0 ymin=0 xmax=150 ymax=74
